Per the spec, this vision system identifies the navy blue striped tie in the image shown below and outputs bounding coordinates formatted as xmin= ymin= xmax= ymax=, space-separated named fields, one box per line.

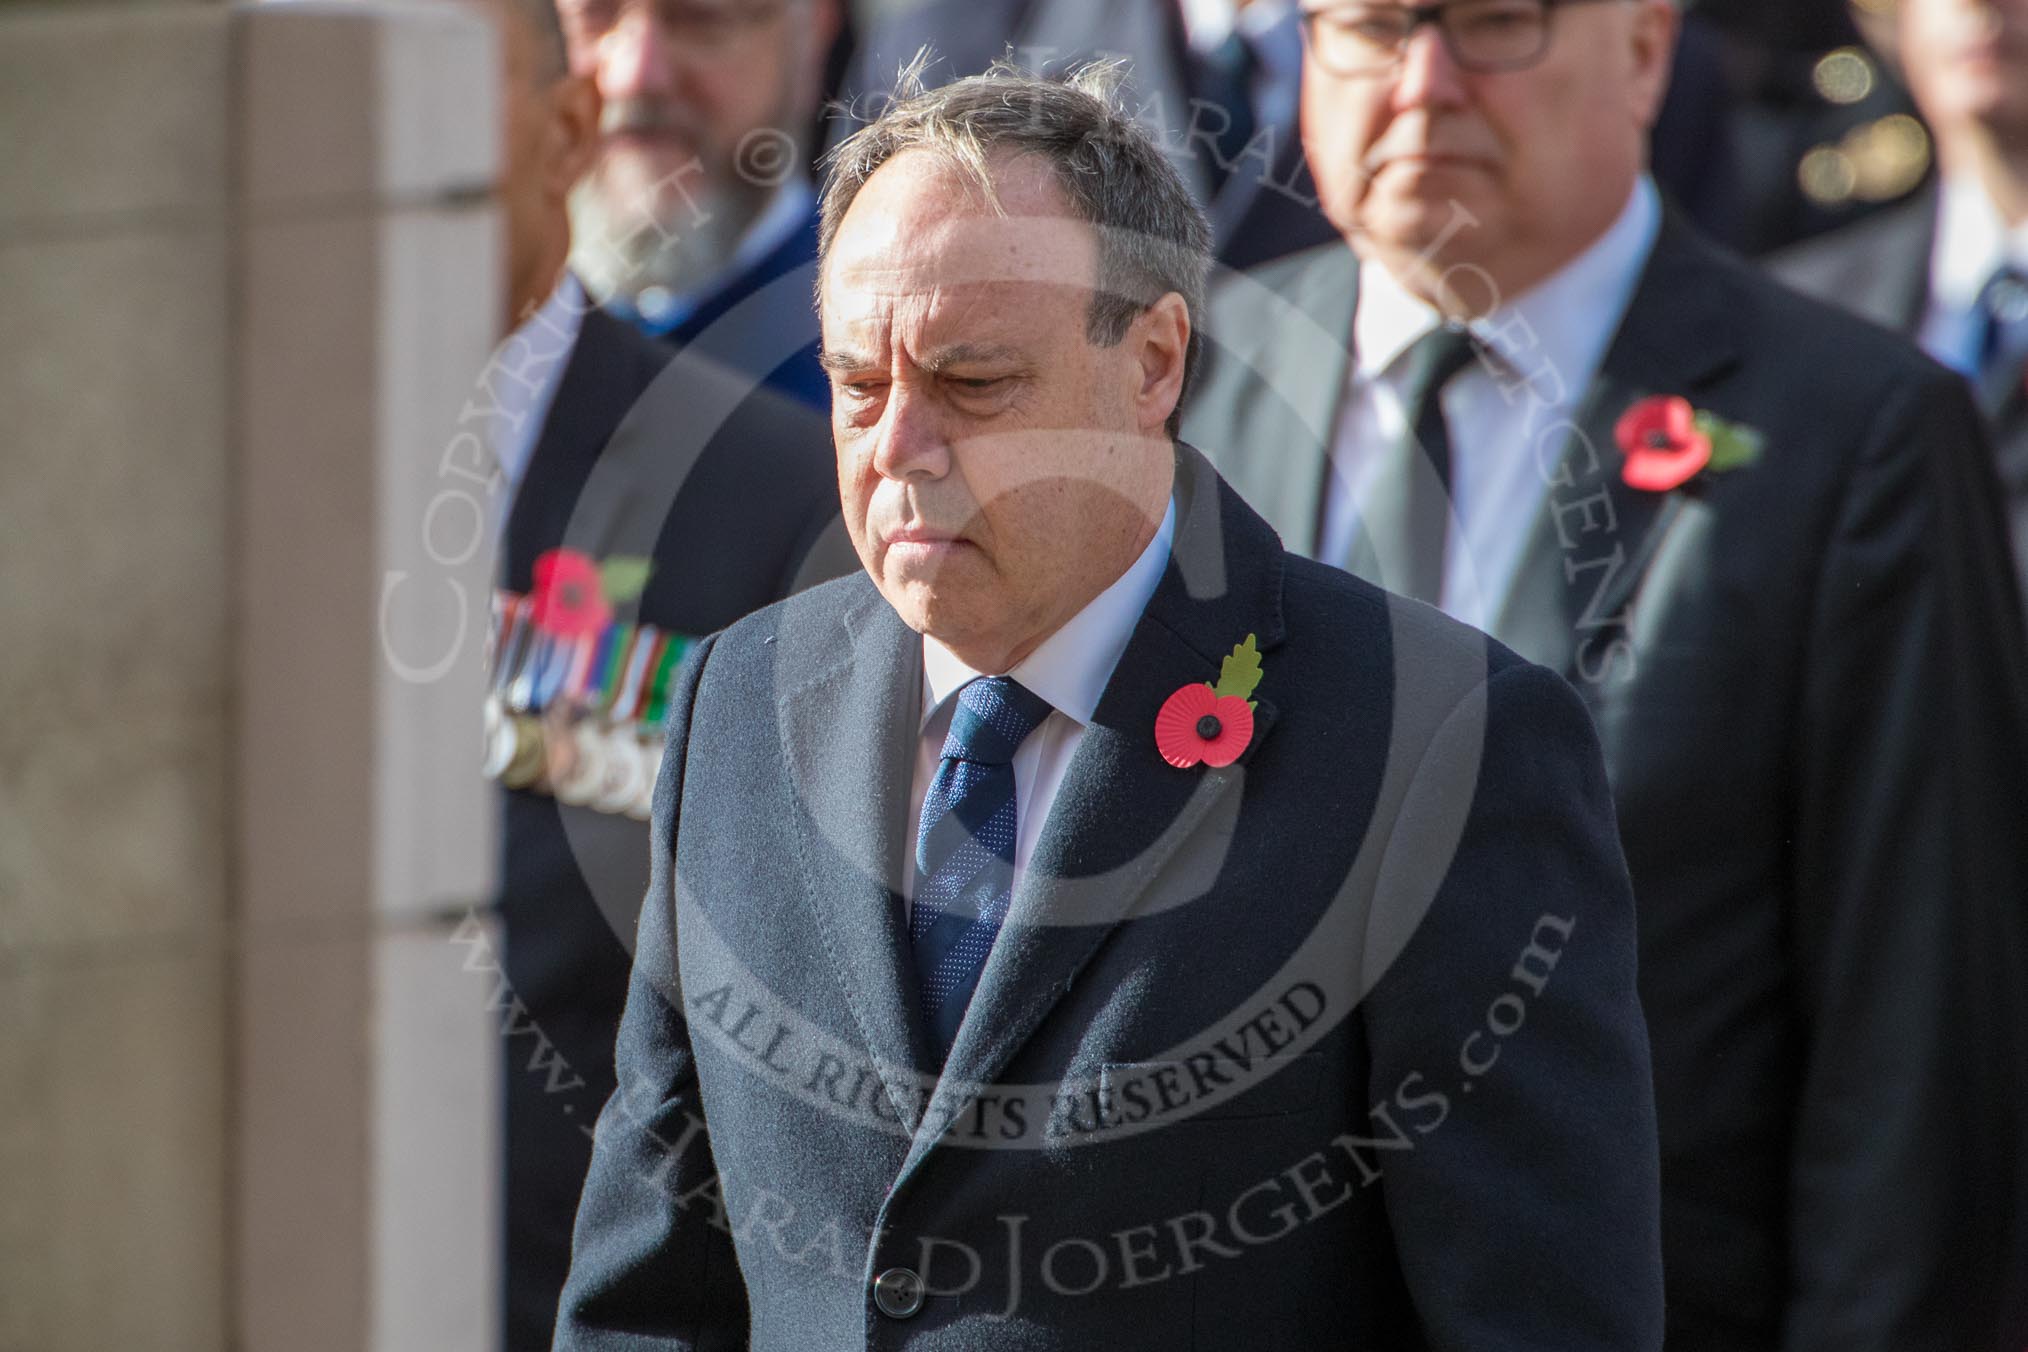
xmin=910 ymin=676 xmax=1054 ymax=1062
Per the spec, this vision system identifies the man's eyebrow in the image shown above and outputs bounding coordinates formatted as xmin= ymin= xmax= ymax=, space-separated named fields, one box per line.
xmin=918 ymin=344 xmax=1024 ymax=374
xmin=817 ymin=344 xmax=1027 ymax=376
xmin=817 ymin=347 xmax=872 ymax=376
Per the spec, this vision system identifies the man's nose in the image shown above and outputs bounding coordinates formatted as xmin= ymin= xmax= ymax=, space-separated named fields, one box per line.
xmin=1391 ymin=24 xmax=1469 ymax=111
xmin=600 ymin=4 xmax=678 ymax=100
xmin=869 ymin=384 xmax=953 ymax=483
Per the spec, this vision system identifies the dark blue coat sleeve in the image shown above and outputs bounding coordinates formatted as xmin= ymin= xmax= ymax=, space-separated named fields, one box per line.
xmin=553 ymin=632 xmax=751 ymax=1351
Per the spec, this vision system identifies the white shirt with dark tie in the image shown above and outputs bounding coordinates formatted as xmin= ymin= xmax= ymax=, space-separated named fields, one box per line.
xmin=1918 ymin=175 xmax=2028 ymax=377
xmin=1321 ymin=176 xmax=1661 ymax=631
xmin=905 ymin=499 xmax=1177 ymax=915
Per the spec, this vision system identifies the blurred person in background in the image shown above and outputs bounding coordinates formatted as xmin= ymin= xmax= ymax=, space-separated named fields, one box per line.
xmin=1774 ymin=0 xmax=2028 ymax=606
xmin=473 ymin=0 xmax=848 ymax=1345
xmin=840 ymin=0 xmax=1342 ymax=271
xmin=1184 ymin=0 xmax=2028 ymax=1345
xmin=1691 ymin=0 xmax=1936 ymax=253
xmin=557 ymin=0 xmax=841 ymax=406
xmin=835 ymin=0 xmax=1869 ymax=269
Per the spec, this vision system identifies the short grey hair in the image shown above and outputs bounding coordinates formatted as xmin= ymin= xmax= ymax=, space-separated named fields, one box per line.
xmin=819 ymin=56 xmax=1214 ymax=434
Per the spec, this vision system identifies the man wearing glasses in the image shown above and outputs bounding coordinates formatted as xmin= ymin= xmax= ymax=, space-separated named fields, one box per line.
xmin=1187 ymin=2 xmax=2028 ymax=1347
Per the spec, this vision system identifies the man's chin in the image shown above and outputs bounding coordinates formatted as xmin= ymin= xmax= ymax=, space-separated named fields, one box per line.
xmin=1357 ymin=183 xmax=1496 ymax=260
xmin=877 ymin=559 xmax=998 ymax=631
xmin=598 ymin=140 xmax=712 ymax=204
xmin=1954 ymin=68 xmax=2028 ymax=125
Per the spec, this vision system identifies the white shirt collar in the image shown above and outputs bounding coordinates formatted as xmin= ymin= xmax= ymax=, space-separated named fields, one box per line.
xmin=635 ymin=178 xmax=814 ymax=331
xmin=1354 ymin=176 xmax=1662 ymax=394
xmin=1178 ymin=0 xmax=1238 ymax=52
xmin=491 ymin=272 xmax=586 ymax=496
xmin=1178 ymin=0 xmax=1292 ymax=53
xmin=920 ymin=497 xmax=1178 ymax=730
xmin=1930 ymin=174 xmax=2028 ymax=314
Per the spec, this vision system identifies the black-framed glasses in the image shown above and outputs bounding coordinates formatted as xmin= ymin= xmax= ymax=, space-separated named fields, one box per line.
xmin=1299 ymin=0 xmax=1618 ymax=76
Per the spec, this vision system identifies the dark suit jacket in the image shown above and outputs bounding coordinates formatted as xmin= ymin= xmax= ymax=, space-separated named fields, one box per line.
xmin=499 ymin=304 xmax=852 ymax=1351
xmin=1184 ymin=222 xmax=2028 ymax=1351
xmin=555 ymin=444 xmax=1664 ymax=1349
xmin=1770 ymin=183 xmax=2028 ymax=609
xmin=838 ymin=0 xmax=1337 ymax=273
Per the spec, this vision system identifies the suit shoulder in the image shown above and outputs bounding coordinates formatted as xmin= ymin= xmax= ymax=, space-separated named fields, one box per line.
xmin=1279 ymin=552 xmax=1533 ymax=683
xmin=1764 ymin=193 xmax=1931 ymax=301
xmin=1681 ymin=230 xmax=1957 ymax=405
xmin=1207 ymin=240 xmax=1357 ymax=329
xmin=710 ymin=570 xmax=874 ymax=651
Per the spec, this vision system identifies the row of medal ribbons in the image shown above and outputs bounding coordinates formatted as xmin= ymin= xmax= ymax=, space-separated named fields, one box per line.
xmin=481 ymin=589 xmax=693 ymax=820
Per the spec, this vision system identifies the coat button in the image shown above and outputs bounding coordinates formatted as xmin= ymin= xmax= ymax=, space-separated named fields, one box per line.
xmin=872 ymin=1266 xmax=925 ymax=1319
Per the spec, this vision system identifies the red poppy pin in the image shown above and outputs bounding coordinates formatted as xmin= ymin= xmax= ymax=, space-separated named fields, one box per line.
xmin=529 ymin=548 xmax=656 ymax=640
xmin=1156 ymin=635 xmax=1264 ymax=769
xmin=1615 ymin=395 xmax=1764 ymax=493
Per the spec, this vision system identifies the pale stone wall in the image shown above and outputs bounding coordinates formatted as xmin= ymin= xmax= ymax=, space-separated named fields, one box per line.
xmin=0 ymin=2 xmax=505 ymax=1347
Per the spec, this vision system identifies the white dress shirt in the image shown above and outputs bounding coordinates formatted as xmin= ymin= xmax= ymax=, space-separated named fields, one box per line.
xmin=1322 ymin=177 xmax=1661 ymax=630
xmin=487 ymin=272 xmax=587 ymax=509
xmin=905 ymin=500 xmax=1178 ymax=914
xmin=1918 ymin=176 xmax=2028 ymax=376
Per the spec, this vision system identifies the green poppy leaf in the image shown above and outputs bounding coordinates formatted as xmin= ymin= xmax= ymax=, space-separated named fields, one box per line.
xmin=600 ymin=556 xmax=655 ymax=604
xmin=1214 ymin=634 xmax=1264 ymax=702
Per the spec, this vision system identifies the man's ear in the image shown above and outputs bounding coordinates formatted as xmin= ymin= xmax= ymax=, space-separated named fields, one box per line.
xmin=545 ymin=71 xmax=603 ymax=202
xmin=1628 ymin=0 xmax=1681 ymax=131
xmin=1131 ymin=292 xmax=1192 ymax=436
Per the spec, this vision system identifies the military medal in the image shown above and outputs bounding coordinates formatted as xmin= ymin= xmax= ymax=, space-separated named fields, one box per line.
xmin=501 ymin=714 xmax=546 ymax=789
xmin=482 ymin=702 xmax=520 ymax=781
xmin=590 ymin=626 xmax=661 ymax=814
xmin=484 ymin=550 xmax=695 ymax=816
xmin=484 ymin=593 xmax=536 ymax=782
xmin=627 ymin=634 xmax=689 ymax=819
xmin=554 ymin=624 xmax=624 ymax=807
xmin=542 ymin=632 xmax=599 ymax=790
xmin=499 ymin=632 xmax=560 ymax=790
xmin=629 ymin=735 xmax=664 ymax=821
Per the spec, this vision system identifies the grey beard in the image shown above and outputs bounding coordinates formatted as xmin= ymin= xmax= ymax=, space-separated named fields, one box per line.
xmin=567 ymin=167 xmax=771 ymax=311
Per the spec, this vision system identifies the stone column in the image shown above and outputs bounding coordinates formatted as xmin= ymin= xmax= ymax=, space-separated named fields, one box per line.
xmin=0 ymin=3 xmax=505 ymax=1348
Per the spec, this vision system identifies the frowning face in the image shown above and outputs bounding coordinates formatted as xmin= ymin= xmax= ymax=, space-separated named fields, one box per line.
xmin=819 ymin=151 xmax=1184 ymax=674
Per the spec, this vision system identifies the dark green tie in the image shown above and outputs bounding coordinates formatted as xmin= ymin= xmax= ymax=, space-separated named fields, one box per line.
xmin=1361 ymin=326 xmax=1480 ymax=606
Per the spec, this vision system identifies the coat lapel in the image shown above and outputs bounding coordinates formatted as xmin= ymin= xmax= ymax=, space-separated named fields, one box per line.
xmin=1492 ymin=219 xmax=1742 ymax=676
xmin=774 ymin=578 xmax=941 ymax=1126
xmin=901 ymin=446 xmax=1287 ymax=1177
xmin=504 ymin=306 xmax=655 ymax=588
